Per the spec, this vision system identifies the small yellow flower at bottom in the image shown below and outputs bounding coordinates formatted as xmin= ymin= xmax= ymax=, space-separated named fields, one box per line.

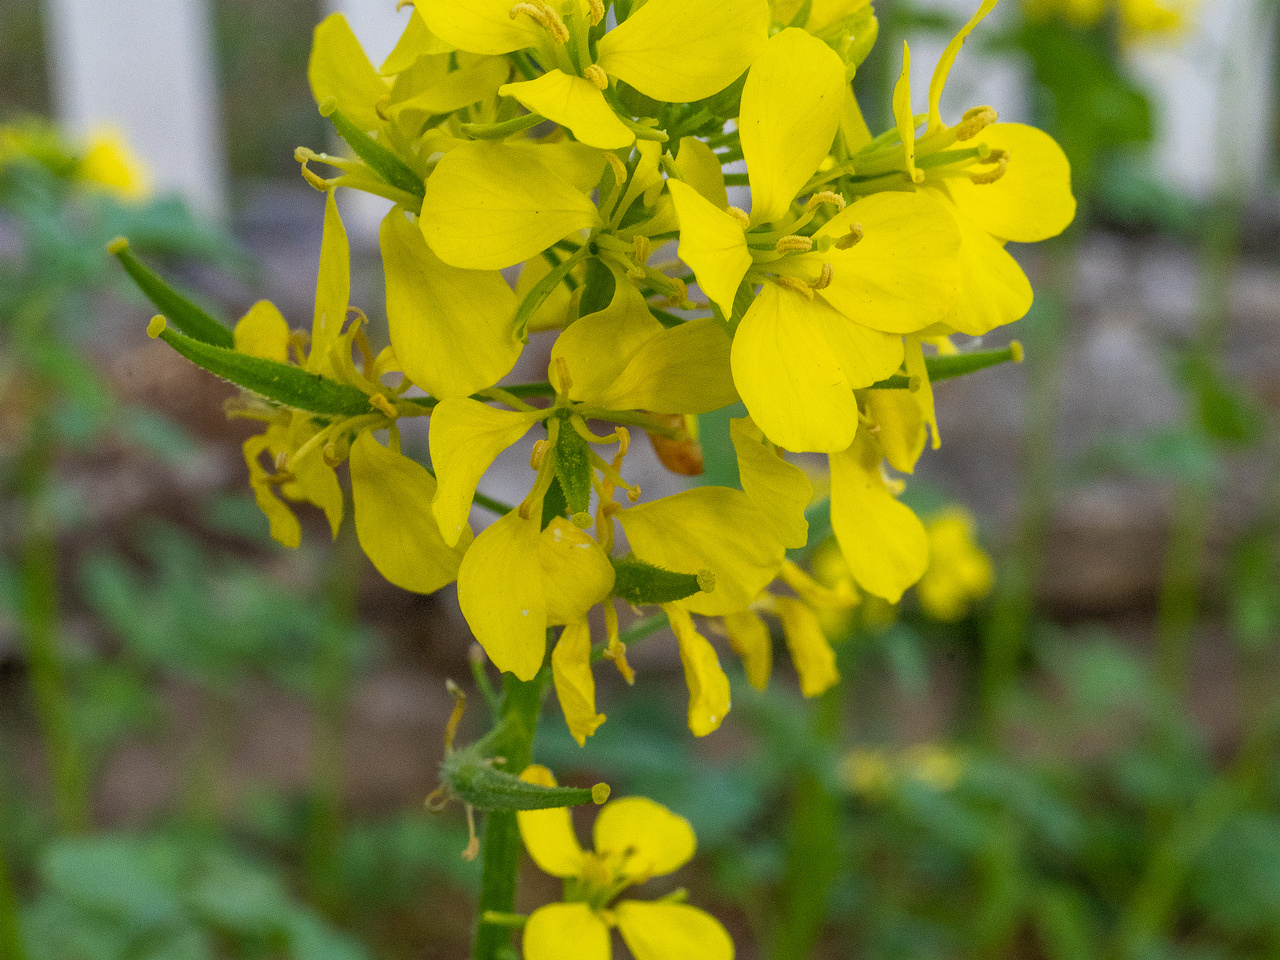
xmin=517 ymin=765 xmax=733 ymax=960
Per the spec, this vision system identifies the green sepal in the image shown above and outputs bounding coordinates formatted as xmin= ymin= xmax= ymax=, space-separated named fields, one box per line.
xmin=322 ymin=104 xmax=425 ymax=199
xmin=610 ymin=555 xmax=709 ymax=606
xmin=148 ymin=318 xmax=375 ymax=417
xmin=553 ymin=421 xmax=593 ymax=517
xmin=441 ymin=748 xmax=604 ymax=812
xmin=109 ymin=238 xmax=233 ymax=348
xmin=515 ymin=247 xmax=588 ymax=341
xmin=869 ymin=342 xmax=1024 ymax=390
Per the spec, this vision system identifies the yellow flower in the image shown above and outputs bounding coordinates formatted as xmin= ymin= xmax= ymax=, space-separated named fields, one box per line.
xmin=78 ymin=129 xmax=151 ymax=200
xmin=843 ymin=745 xmax=963 ymax=796
xmin=517 ymin=766 xmax=733 ymax=960
xmin=915 ymin=507 xmax=994 ymax=621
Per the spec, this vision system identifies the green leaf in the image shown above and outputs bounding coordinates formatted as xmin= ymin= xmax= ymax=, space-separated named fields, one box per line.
xmin=148 ymin=318 xmax=375 ymax=416
xmin=553 ymin=420 xmax=593 ymax=517
xmin=109 ymin=238 xmax=233 ymax=348
xmin=440 ymin=748 xmax=606 ymax=812
xmin=610 ymin=555 xmax=709 ymax=606
xmin=323 ymin=105 xmax=425 ymax=199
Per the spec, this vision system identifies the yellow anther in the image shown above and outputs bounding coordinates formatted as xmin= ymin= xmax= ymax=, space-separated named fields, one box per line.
xmin=775 ymin=275 xmax=815 ymax=300
xmin=665 ymin=276 xmax=688 ymax=307
xmin=953 ymin=105 xmax=998 ymax=141
xmin=510 ymin=2 xmax=569 ymax=43
xmin=775 ymin=234 xmax=813 ymax=254
xmin=591 ymin=782 xmax=611 ymax=804
xmin=912 ymin=168 xmax=926 ymax=184
xmin=805 ymin=190 xmax=846 ymax=211
xmin=1010 ymin=340 xmax=1024 ymax=363
xmin=107 ymin=236 xmax=128 ymax=255
xmin=146 ymin=314 xmax=167 ymax=339
xmin=294 ymin=147 xmax=333 ymax=192
xmin=587 ymin=0 xmax=606 ymax=24
xmin=274 ymin=451 xmax=289 ymax=472
xmin=969 ymin=149 xmax=1008 ymax=185
xmin=626 ymin=484 xmax=641 ymax=503
xmin=725 ymin=206 xmax=750 ymax=227
xmin=835 ymin=223 xmax=864 ymax=249
xmin=369 ymin=393 xmax=399 ymax=418
xmin=530 ymin=438 xmax=551 ymax=471
xmin=632 ymin=235 xmax=651 ymax=266
xmin=614 ymin=426 xmax=631 ymax=461
xmin=604 ymin=151 xmax=627 ymax=184
xmin=554 ymin=355 xmax=574 ymax=395
xmin=811 ymin=262 xmax=834 ymax=291
xmin=584 ymin=63 xmax=608 ymax=89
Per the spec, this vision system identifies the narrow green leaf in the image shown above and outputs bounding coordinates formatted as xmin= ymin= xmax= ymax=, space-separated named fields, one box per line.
xmin=610 ymin=555 xmax=710 ymax=606
xmin=109 ymin=238 xmax=233 ymax=348
xmin=147 ymin=316 xmax=375 ymax=416
xmin=323 ymin=103 xmax=425 ymax=199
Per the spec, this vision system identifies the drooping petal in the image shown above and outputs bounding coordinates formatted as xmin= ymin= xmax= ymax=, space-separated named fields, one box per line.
xmin=928 ymin=188 xmax=1033 ymax=336
xmin=731 ymin=283 xmax=863 ymax=454
xmin=773 ymin=595 xmax=839 ymax=697
xmin=677 ymin=136 xmax=728 ymax=209
xmin=308 ymin=190 xmax=350 ymax=379
xmin=865 ymin=389 xmax=925 ymax=474
xmin=349 ymin=432 xmax=469 ymax=593
xmin=421 ymin=141 xmax=601 ymax=270
xmin=500 ymin=70 xmax=634 ymax=150
xmin=724 ymin=608 xmax=772 ymax=691
xmin=457 ymin=509 xmax=546 ymax=680
xmin=594 ymin=796 xmax=696 ymax=877
xmin=308 ymin=13 xmax=391 ymax=132
xmin=234 ymin=300 xmax=290 ymax=363
xmin=903 ymin=336 xmax=939 ymax=449
xmin=540 ymin=518 xmax=616 ymax=626
xmin=381 ymin=207 xmax=520 ymax=398
xmin=429 ymin=399 xmax=539 ymax=547
xmin=416 ymin=0 xmax=545 ymax=55
xmin=729 ymin=418 xmax=811 ymax=549
xmin=281 ymin=414 xmax=343 ymax=538
xmin=667 ymin=179 xmax=750 ymax=317
xmin=666 ymin=606 xmax=732 ymax=737
xmin=243 ymin=433 xmax=301 ymax=549
xmin=619 ymin=489 xmax=784 ymax=616
xmin=551 ymin=621 xmax=606 ymax=747
xmin=804 ymin=190 xmax=959 ymax=334
xmin=591 ymin=318 xmax=739 ymax=415
xmin=615 ymin=901 xmax=734 ymax=960
xmin=829 ymin=432 xmax=929 ymax=602
xmin=892 ymin=42 xmax=918 ymax=181
xmin=926 ymin=0 xmax=999 ymax=133
xmin=946 ymin=123 xmax=1076 ymax=243
xmin=517 ymin=765 xmax=587 ymax=877
xmin=740 ymin=28 xmax=847 ymax=226
xmin=596 ymin=0 xmax=769 ymax=103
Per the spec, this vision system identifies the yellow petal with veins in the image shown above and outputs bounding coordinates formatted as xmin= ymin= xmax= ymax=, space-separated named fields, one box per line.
xmin=308 ymin=14 xmax=391 ymax=132
xmin=677 ymin=136 xmax=729 ymax=209
xmin=666 ymin=606 xmax=732 ymax=737
xmin=730 ymin=418 xmax=811 ymax=549
xmin=500 ymin=70 xmax=634 ymax=150
xmin=550 ymin=275 xmax=663 ymax=400
xmin=525 ymin=903 xmax=610 ymax=960
xmin=773 ymin=595 xmax=839 ymax=696
xmin=551 ymin=621 xmax=606 ymax=747
xmin=416 ymin=0 xmax=545 ymax=55
xmin=592 ymin=317 xmax=739 ymax=415
xmin=865 ymin=389 xmax=926 ymax=474
xmin=615 ymin=901 xmax=733 ymax=960
xmin=741 ymin=28 xmax=847 ymax=226
xmin=594 ymin=796 xmax=696 ymax=877
xmin=667 ymin=179 xmax=750 ymax=318
xmin=540 ymin=518 xmax=615 ymax=626
xmin=893 ymin=42 xmax=918 ymax=180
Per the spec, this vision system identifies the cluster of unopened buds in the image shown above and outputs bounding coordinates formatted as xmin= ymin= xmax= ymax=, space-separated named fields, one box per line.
xmin=116 ymin=0 xmax=1073 ymax=953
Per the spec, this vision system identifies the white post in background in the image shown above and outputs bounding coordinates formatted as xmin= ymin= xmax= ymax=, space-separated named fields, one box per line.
xmin=42 ymin=0 xmax=228 ymax=219
xmin=324 ymin=0 xmax=416 ymax=244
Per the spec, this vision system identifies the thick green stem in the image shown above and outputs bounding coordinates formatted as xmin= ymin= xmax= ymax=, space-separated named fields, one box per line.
xmin=472 ymin=668 xmax=550 ymax=960
xmin=768 ymin=683 xmax=845 ymax=960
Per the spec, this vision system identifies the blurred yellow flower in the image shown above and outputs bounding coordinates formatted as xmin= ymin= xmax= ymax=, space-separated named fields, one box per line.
xmin=916 ymin=507 xmax=994 ymax=622
xmin=79 ymin=129 xmax=152 ymax=201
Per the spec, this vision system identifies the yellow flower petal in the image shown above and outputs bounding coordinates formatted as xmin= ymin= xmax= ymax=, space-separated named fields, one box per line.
xmin=596 ymin=0 xmax=769 ymax=103
xmin=904 ymin=336 xmax=939 ymax=449
xmin=79 ymin=130 xmax=150 ymax=200
xmin=926 ymin=0 xmax=999 ymax=133
xmin=421 ymin=141 xmax=601 ymax=270
xmin=429 ymin=399 xmax=539 ymax=547
xmin=457 ymin=509 xmax=546 ymax=680
xmin=308 ymin=13 xmax=391 ymax=132
xmin=592 ymin=318 xmax=739 ymax=415
xmin=595 ymin=795 xmax=697 ymax=877
xmin=507 ymin=139 xmax=608 ymax=194
xmin=724 ymin=609 xmax=772 ymax=691
xmin=381 ymin=208 xmax=520 ymax=398
xmin=280 ymin=414 xmax=343 ymax=539
xmin=500 ymin=70 xmax=634 ymax=150
xmin=551 ymin=275 xmax=663 ymax=400
xmin=551 ymin=621 xmax=606 ymax=747
xmin=773 ymin=595 xmax=839 ymax=697
xmin=615 ymin=901 xmax=734 ymax=960
xmin=805 ymin=190 xmax=959 ymax=334
xmin=666 ymin=606 xmax=732 ymax=737
xmin=893 ymin=43 xmax=918 ymax=181
xmin=730 ymin=417 xmax=811 ymax=549
xmin=381 ymin=10 xmax=452 ymax=75
xmin=740 ymin=28 xmax=847 ymax=226
xmin=677 ymin=136 xmax=728 ymax=209
xmin=668 ymin=179 xmax=750 ymax=318
xmin=524 ymin=903 xmax=611 ymax=960
xmin=233 ymin=300 xmax=289 ymax=363
xmin=243 ymin=433 xmax=301 ymax=550
xmin=840 ymin=87 xmax=873 ymax=155
xmin=731 ymin=284 xmax=862 ymax=454
xmin=416 ymin=0 xmax=545 ymax=55
xmin=865 ymin=389 xmax=925 ymax=474
xmin=349 ymin=433 xmax=469 ymax=593
xmin=309 ymin=190 xmax=350 ymax=380
xmin=619 ymin=489 xmax=784 ymax=616
xmin=829 ymin=432 xmax=929 ymax=602
xmin=387 ymin=52 xmax=510 ymax=120
xmin=517 ymin=765 xmax=586 ymax=877
xmin=946 ymin=123 xmax=1076 ymax=243
xmin=540 ymin=518 xmax=616 ymax=626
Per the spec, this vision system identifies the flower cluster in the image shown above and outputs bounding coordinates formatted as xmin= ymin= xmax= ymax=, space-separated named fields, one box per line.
xmin=137 ymin=0 xmax=1073 ymax=750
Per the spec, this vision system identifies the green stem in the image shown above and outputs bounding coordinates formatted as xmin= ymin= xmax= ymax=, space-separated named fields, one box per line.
xmin=0 ymin=791 xmax=26 ymax=960
xmin=472 ymin=667 xmax=550 ymax=960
